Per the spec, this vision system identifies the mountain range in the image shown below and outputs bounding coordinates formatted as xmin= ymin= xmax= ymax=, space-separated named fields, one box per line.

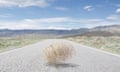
xmin=0 ymin=25 xmax=120 ymax=38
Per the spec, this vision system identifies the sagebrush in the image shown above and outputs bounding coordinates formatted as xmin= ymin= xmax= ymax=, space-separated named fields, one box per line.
xmin=44 ymin=41 xmax=74 ymax=64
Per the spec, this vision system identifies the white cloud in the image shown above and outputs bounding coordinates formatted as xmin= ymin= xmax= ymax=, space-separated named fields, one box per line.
xmin=106 ymin=15 xmax=119 ymax=20
xmin=0 ymin=0 xmax=54 ymax=7
xmin=46 ymin=26 xmax=72 ymax=30
xmin=24 ymin=17 xmax=70 ymax=23
xmin=80 ymin=19 xmax=103 ymax=23
xmin=0 ymin=17 xmax=120 ymax=29
xmin=0 ymin=17 xmax=72 ymax=29
xmin=55 ymin=7 xmax=68 ymax=11
xmin=83 ymin=5 xmax=94 ymax=11
xmin=116 ymin=8 xmax=120 ymax=13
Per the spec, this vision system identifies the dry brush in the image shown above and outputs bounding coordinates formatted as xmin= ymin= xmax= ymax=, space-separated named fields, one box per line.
xmin=44 ymin=41 xmax=74 ymax=64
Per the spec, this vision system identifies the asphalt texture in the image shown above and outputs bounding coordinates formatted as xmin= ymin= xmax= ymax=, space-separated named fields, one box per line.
xmin=0 ymin=39 xmax=120 ymax=72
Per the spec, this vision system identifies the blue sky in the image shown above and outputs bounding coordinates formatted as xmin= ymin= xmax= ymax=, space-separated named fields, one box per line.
xmin=0 ymin=0 xmax=120 ymax=29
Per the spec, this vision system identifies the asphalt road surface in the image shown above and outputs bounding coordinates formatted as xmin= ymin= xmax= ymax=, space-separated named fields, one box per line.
xmin=0 ymin=39 xmax=120 ymax=72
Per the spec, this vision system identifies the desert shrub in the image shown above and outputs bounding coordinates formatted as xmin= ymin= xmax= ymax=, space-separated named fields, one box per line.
xmin=44 ymin=41 xmax=74 ymax=64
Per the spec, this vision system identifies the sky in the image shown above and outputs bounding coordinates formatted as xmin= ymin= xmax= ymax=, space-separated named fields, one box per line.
xmin=0 ymin=0 xmax=120 ymax=30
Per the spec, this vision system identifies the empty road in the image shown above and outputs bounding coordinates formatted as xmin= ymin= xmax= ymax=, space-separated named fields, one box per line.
xmin=0 ymin=39 xmax=120 ymax=72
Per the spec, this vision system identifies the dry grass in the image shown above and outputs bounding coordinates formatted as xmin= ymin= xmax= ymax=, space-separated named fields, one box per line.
xmin=66 ymin=36 xmax=120 ymax=54
xmin=0 ymin=36 xmax=44 ymax=52
xmin=44 ymin=41 xmax=74 ymax=64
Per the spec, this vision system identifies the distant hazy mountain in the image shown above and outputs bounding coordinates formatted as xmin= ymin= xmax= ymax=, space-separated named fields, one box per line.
xmin=69 ymin=24 xmax=120 ymax=37
xmin=79 ymin=31 xmax=116 ymax=36
xmin=0 ymin=25 xmax=120 ymax=37
xmin=0 ymin=28 xmax=89 ymax=37
xmin=91 ymin=25 xmax=120 ymax=33
xmin=83 ymin=25 xmax=120 ymax=36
